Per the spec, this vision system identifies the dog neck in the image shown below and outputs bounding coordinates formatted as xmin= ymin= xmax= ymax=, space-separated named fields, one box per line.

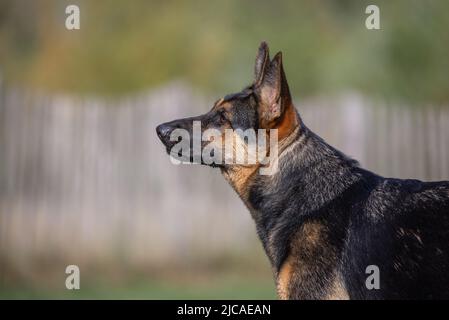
xmin=247 ymin=124 xmax=365 ymax=269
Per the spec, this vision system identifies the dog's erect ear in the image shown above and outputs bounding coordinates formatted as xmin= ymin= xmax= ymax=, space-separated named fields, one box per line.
xmin=254 ymin=41 xmax=270 ymax=86
xmin=255 ymin=51 xmax=292 ymax=127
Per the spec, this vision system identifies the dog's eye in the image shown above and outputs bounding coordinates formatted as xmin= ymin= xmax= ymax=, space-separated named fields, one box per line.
xmin=218 ymin=110 xmax=228 ymax=122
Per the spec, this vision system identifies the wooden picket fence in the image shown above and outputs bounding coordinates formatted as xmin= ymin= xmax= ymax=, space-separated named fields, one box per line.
xmin=0 ymin=82 xmax=448 ymax=277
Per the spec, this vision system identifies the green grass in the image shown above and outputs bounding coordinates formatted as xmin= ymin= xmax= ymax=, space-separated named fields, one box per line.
xmin=0 ymin=275 xmax=277 ymax=300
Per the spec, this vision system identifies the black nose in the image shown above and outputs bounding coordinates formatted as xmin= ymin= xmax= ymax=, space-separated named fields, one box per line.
xmin=156 ymin=123 xmax=172 ymax=140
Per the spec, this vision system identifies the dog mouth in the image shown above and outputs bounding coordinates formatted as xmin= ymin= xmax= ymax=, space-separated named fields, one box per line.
xmin=162 ymin=143 xmax=173 ymax=155
xmin=160 ymin=140 xmax=225 ymax=168
xmin=158 ymin=138 xmax=174 ymax=155
xmin=156 ymin=125 xmax=177 ymax=155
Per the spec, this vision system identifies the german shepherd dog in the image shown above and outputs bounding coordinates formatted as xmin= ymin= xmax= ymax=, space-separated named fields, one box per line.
xmin=156 ymin=42 xmax=449 ymax=299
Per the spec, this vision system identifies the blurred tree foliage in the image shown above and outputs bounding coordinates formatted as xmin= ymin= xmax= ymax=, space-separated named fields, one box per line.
xmin=0 ymin=0 xmax=448 ymax=104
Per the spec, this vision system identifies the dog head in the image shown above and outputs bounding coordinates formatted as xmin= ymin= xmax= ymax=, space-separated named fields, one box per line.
xmin=156 ymin=42 xmax=298 ymax=171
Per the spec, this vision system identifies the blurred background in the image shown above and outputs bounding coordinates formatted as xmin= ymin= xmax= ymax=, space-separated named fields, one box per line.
xmin=0 ymin=0 xmax=448 ymax=299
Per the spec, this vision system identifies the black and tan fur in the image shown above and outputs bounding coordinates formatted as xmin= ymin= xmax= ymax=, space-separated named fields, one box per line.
xmin=156 ymin=42 xmax=449 ymax=300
